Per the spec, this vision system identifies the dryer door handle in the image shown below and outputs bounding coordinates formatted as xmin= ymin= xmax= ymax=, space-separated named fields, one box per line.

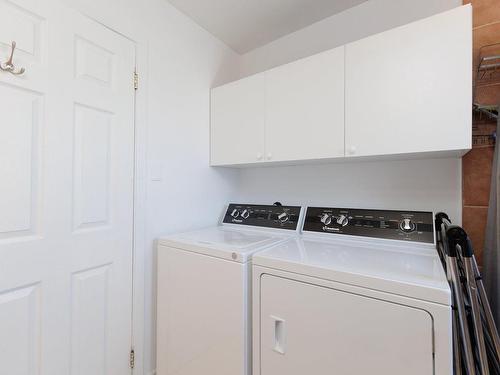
xmin=271 ymin=316 xmax=286 ymax=354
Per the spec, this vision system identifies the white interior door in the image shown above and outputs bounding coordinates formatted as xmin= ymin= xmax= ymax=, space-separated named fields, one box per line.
xmin=0 ymin=0 xmax=136 ymax=374
xmin=260 ymin=275 xmax=434 ymax=375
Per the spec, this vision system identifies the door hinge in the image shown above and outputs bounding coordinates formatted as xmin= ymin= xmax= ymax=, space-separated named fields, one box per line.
xmin=129 ymin=349 xmax=135 ymax=369
xmin=134 ymin=71 xmax=139 ymax=90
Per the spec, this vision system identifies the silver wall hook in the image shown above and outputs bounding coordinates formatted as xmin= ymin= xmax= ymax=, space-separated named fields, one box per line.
xmin=0 ymin=41 xmax=26 ymax=75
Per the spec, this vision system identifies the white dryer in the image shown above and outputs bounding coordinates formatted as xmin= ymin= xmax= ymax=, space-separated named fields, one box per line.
xmin=156 ymin=203 xmax=303 ymax=375
xmin=252 ymin=207 xmax=452 ymax=375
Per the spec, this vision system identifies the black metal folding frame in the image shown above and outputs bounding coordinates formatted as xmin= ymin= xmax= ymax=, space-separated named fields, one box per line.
xmin=436 ymin=213 xmax=500 ymax=375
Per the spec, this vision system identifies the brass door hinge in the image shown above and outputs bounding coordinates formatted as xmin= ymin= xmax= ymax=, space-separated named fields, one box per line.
xmin=134 ymin=71 xmax=139 ymax=90
xmin=130 ymin=349 xmax=135 ymax=369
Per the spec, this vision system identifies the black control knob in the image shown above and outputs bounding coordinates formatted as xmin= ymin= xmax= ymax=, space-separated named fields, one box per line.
xmin=277 ymin=212 xmax=289 ymax=223
xmin=230 ymin=209 xmax=240 ymax=219
xmin=400 ymin=218 xmax=416 ymax=233
xmin=241 ymin=209 xmax=250 ymax=219
xmin=320 ymin=213 xmax=333 ymax=226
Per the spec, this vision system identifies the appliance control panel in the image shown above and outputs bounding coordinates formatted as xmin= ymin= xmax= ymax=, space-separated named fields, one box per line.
xmin=223 ymin=204 xmax=302 ymax=231
xmin=303 ymin=207 xmax=434 ymax=243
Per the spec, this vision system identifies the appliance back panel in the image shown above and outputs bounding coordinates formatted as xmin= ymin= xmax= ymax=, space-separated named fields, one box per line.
xmin=304 ymin=207 xmax=434 ymax=243
xmin=223 ymin=204 xmax=301 ymax=231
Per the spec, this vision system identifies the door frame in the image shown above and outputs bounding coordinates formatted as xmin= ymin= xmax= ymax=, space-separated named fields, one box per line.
xmin=62 ymin=4 xmax=149 ymax=374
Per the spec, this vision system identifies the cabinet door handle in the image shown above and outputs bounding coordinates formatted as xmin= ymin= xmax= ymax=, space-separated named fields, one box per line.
xmin=271 ymin=316 xmax=286 ymax=354
xmin=348 ymin=146 xmax=356 ymax=155
xmin=257 ymin=153 xmax=263 ymax=160
xmin=266 ymin=153 xmax=272 ymax=160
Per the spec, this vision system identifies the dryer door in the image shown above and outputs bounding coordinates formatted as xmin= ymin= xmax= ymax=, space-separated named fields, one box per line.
xmin=259 ymin=275 xmax=434 ymax=375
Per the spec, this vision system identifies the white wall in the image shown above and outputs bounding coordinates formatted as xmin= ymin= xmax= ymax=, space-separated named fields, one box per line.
xmin=237 ymin=158 xmax=462 ymax=223
xmin=140 ymin=7 xmax=241 ymax=375
xmin=233 ymin=0 xmax=464 ymax=226
xmin=62 ymin=0 xmax=241 ymax=374
xmin=238 ymin=0 xmax=463 ymax=77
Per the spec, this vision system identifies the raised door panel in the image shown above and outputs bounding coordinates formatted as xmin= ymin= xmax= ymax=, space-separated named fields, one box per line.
xmin=72 ymin=104 xmax=112 ymax=231
xmin=71 ymin=265 xmax=111 ymax=375
xmin=345 ymin=5 xmax=472 ymax=158
xmin=260 ymin=275 xmax=434 ymax=375
xmin=265 ymin=46 xmax=345 ymax=162
xmin=0 ymin=0 xmax=47 ymax=92
xmin=211 ymin=73 xmax=265 ymax=166
xmin=0 ymin=1 xmax=43 ymax=62
xmin=74 ymin=36 xmax=114 ymax=87
xmin=0 ymin=284 xmax=41 ymax=375
xmin=0 ymin=85 xmax=42 ymax=239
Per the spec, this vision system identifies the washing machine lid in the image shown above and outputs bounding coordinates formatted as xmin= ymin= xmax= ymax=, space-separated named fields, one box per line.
xmin=253 ymin=236 xmax=451 ymax=305
xmin=158 ymin=226 xmax=292 ymax=263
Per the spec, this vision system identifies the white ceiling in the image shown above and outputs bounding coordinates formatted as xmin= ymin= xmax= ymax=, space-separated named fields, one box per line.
xmin=166 ymin=0 xmax=368 ymax=53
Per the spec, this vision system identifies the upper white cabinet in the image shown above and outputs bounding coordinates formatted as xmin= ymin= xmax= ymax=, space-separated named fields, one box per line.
xmin=210 ymin=5 xmax=472 ymax=167
xmin=211 ymin=73 xmax=266 ymax=165
xmin=265 ymin=47 xmax=345 ymax=162
xmin=345 ymin=5 xmax=472 ymax=158
xmin=210 ymin=47 xmax=345 ymax=166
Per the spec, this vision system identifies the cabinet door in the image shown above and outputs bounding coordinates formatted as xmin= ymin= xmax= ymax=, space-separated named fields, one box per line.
xmin=211 ymin=74 xmax=266 ymax=165
xmin=260 ymin=275 xmax=434 ymax=375
xmin=345 ymin=5 xmax=472 ymax=158
xmin=265 ymin=47 xmax=345 ymax=162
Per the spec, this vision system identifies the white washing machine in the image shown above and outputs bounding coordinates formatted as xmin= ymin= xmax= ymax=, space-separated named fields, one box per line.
xmin=156 ymin=203 xmax=303 ymax=375
xmin=252 ymin=206 xmax=452 ymax=375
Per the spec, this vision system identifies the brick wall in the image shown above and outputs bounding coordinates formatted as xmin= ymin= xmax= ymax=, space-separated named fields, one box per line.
xmin=462 ymin=0 xmax=500 ymax=265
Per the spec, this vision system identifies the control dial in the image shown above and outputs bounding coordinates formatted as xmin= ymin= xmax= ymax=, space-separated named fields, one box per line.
xmin=230 ymin=209 xmax=240 ymax=219
xmin=400 ymin=218 xmax=416 ymax=233
xmin=277 ymin=212 xmax=289 ymax=223
xmin=336 ymin=214 xmax=349 ymax=227
xmin=241 ymin=209 xmax=250 ymax=219
xmin=320 ymin=213 xmax=333 ymax=226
